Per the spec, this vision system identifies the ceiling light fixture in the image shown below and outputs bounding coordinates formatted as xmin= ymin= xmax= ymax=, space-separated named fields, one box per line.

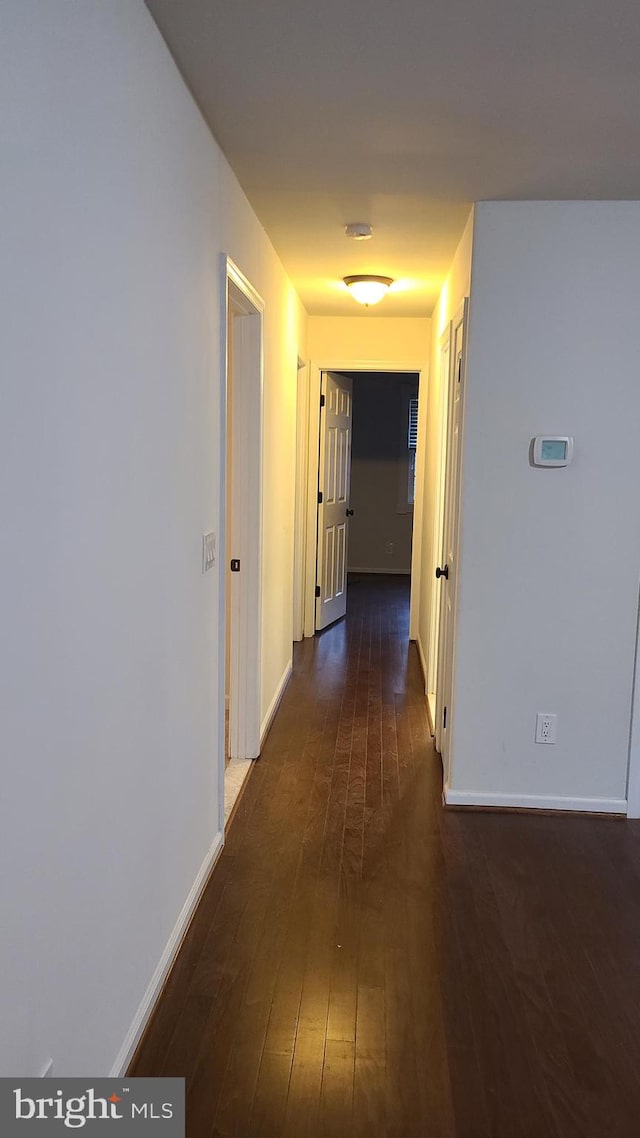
xmin=343 ymin=274 xmax=394 ymax=306
xmin=345 ymin=222 xmax=373 ymax=240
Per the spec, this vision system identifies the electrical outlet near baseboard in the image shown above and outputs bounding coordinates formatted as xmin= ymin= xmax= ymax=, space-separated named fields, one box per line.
xmin=385 ymin=542 xmax=394 ymax=555
xmin=535 ymin=712 xmax=557 ymax=744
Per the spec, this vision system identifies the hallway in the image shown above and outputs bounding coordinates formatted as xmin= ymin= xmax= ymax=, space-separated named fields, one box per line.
xmin=132 ymin=576 xmax=640 ymax=1137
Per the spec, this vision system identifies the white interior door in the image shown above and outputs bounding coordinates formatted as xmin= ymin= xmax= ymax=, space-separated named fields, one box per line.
xmin=435 ymin=300 xmax=468 ymax=780
xmin=315 ymin=371 xmax=352 ymax=630
xmin=224 ymin=263 xmax=263 ymax=773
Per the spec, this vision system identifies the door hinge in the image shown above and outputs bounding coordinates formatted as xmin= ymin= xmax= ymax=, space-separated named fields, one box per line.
xmin=315 ymin=585 xmax=321 ymax=598
xmin=443 ymin=706 xmax=447 ymax=729
xmin=320 ymin=393 xmax=325 ymax=407
xmin=457 ymin=355 xmax=462 ymax=383
xmin=230 ymin=559 xmax=240 ymax=572
xmin=318 ymin=490 xmax=323 ymax=504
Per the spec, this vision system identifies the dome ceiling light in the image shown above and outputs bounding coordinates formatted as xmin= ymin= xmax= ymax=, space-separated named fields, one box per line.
xmin=343 ymin=274 xmax=394 ymax=306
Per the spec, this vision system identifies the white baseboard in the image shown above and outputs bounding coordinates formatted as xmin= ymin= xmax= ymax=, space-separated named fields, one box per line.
xmin=260 ymin=660 xmax=292 ymax=747
xmin=110 ymin=830 xmax=224 ymax=1076
xmin=627 ymin=788 xmax=640 ymax=819
xmin=415 ymin=635 xmax=428 ymax=694
xmin=414 ymin=636 xmax=436 ymax=735
xmin=225 ymin=757 xmax=254 ymax=824
xmin=348 ymin=566 xmax=410 ymax=575
xmin=444 ymin=787 xmax=627 ymax=815
xmin=427 ymin=692 xmax=437 ymax=737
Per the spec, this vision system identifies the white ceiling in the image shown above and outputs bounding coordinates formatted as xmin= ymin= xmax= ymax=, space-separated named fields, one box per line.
xmin=146 ymin=0 xmax=640 ymax=316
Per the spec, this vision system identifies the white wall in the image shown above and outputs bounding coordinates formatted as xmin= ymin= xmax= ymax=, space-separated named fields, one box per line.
xmin=307 ymin=316 xmax=430 ymax=362
xmin=349 ymin=374 xmax=418 ymax=574
xmin=0 ymin=0 xmax=305 ymax=1077
xmin=449 ymin=202 xmax=640 ymax=811
xmin=417 ymin=213 xmax=474 ymax=703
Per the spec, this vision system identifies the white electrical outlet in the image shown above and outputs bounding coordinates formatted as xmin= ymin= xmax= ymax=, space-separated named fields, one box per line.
xmin=202 ymin=531 xmax=216 ymax=573
xmin=535 ymin=712 xmax=557 ymax=744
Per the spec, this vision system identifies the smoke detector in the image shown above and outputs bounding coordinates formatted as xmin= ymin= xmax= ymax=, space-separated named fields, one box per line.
xmin=345 ymin=222 xmax=373 ymax=240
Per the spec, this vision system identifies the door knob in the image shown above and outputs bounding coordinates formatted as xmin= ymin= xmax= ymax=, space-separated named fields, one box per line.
xmin=435 ymin=565 xmax=449 ymax=580
xmin=346 ymin=508 xmax=354 ymax=517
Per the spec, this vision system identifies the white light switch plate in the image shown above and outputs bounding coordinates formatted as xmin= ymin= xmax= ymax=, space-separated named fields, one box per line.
xmin=202 ymin=531 xmax=215 ymax=573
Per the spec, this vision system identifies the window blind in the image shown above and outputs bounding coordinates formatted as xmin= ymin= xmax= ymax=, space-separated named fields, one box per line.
xmin=407 ymin=395 xmax=418 ymax=449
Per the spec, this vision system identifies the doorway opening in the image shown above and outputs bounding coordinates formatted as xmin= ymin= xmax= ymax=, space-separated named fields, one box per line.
xmin=220 ymin=258 xmax=264 ymax=828
xmin=305 ymin=366 xmax=422 ymax=637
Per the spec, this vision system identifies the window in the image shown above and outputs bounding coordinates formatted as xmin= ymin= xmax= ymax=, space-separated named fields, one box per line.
xmin=407 ymin=394 xmax=418 ymax=506
xmin=407 ymin=394 xmax=419 ymax=449
xmin=397 ymin=386 xmax=419 ymax=513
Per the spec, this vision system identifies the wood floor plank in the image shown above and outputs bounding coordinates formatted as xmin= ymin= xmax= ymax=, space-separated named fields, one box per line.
xmin=325 ymin=891 xmax=359 ymax=1043
xmin=282 ymin=1023 xmax=325 ymax=1138
xmin=247 ymin=1051 xmax=292 ymax=1138
xmin=320 ymin=1039 xmax=355 ymax=1136
xmin=353 ymin=985 xmax=385 ymax=1138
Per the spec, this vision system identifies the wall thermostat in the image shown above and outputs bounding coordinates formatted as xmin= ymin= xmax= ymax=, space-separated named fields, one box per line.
xmin=531 ymin=436 xmax=574 ymax=467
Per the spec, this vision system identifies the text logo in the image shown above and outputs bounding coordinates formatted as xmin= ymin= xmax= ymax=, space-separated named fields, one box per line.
xmin=1 ymin=1078 xmax=184 ymax=1135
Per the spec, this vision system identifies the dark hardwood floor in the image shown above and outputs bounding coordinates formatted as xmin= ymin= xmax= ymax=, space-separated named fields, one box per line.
xmin=131 ymin=574 xmax=640 ymax=1137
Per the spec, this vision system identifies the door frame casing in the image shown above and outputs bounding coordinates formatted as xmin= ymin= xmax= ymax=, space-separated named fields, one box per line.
xmin=436 ymin=299 xmax=468 ymax=792
xmin=292 ymin=357 xmax=308 ymax=642
xmin=219 ymin=256 xmax=264 ymax=831
xmin=304 ymin=359 xmax=429 ymax=639
xmin=626 ymin=587 xmax=640 ymax=817
xmin=426 ymin=323 xmax=453 ymax=731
